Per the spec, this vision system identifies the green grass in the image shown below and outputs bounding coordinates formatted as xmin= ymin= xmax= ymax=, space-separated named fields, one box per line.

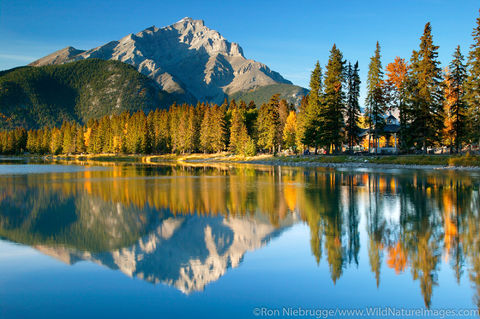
xmin=369 ymin=155 xmax=450 ymax=166
xmin=242 ymin=154 xmax=480 ymax=167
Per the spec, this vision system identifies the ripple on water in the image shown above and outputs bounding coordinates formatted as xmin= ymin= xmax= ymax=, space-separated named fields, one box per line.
xmin=0 ymin=164 xmax=106 ymax=175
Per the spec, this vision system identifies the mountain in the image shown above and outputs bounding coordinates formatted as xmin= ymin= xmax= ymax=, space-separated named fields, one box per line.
xmin=30 ymin=17 xmax=302 ymax=105
xmin=0 ymin=59 xmax=178 ymax=129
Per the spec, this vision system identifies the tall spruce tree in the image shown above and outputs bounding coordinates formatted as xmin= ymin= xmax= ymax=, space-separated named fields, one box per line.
xmin=447 ymin=46 xmax=468 ymax=153
xmin=296 ymin=95 xmax=308 ymax=152
xmin=365 ymin=42 xmax=386 ymax=153
xmin=245 ymin=100 xmax=258 ymax=138
xmin=466 ymin=10 xmax=480 ymax=147
xmin=75 ymin=124 xmax=86 ymax=154
xmin=322 ymin=44 xmax=346 ymax=153
xmin=154 ymin=109 xmax=170 ymax=153
xmin=278 ymin=99 xmax=293 ymax=149
xmin=408 ymin=23 xmax=444 ymax=152
xmin=200 ymin=106 xmax=213 ymax=153
xmin=50 ymin=127 xmax=63 ymax=154
xmin=257 ymin=94 xmax=281 ymax=153
xmin=345 ymin=61 xmax=361 ymax=153
xmin=211 ymin=105 xmax=227 ymax=152
xmin=302 ymin=61 xmax=323 ymax=153
xmin=61 ymin=121 xmax=74 ymax=154
xmin=184 ymin=105 xmax=199 ymax=153
xmin=229 ymin=105 xmax=248 ymax=154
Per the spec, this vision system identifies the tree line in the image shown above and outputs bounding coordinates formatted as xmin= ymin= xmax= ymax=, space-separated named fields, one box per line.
xmin=300 ymin=11 xmax=480 ymax=154
xmin=0 ymin=96 xmax=296 ymax=155
xmin=1 ymin=11 xmax=480 ymax=156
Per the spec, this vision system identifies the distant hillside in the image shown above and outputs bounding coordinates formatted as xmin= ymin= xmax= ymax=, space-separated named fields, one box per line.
xmin=229 ymin=84 xmax=308 ymax=107
xmin=0 ymin=59 xmax=178 ymax=129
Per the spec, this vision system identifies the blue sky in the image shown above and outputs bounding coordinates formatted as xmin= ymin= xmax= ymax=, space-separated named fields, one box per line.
xmin=1 ymin=0 xmax=479 ymax=101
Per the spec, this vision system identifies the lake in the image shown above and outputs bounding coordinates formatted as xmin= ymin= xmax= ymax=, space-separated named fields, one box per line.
xmin=0 ymin=161 xmax=479 ymax=318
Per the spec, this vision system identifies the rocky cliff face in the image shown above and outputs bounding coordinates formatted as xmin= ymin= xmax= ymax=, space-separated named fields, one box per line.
xmin=30 ymin=17 xmax=293 ymax=104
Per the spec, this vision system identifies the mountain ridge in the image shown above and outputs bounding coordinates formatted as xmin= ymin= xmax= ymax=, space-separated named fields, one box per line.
xmin=0 ymin=59 xmax=177 ymax=129
xmin=29 ymin=17 xmax=300 ymax=104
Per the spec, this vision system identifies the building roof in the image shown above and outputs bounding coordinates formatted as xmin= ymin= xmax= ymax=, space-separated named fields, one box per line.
xmin=357 ymin=124 xmax=400 ymax=137
xmin=383 ymin=124 xmax=400 ymax=133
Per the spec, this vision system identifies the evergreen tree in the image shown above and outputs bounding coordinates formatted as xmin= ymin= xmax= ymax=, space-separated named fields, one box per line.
xmin=220 ymin=99 xmax=230 ymax=149
xmin=408 ymin=23 xmax=444 ymax=152
xmin=169 ymin=103 xmax=187 ymax=154
xmin=151 ymin=109 xmax=170 ymax=153
xmin=466 ymin=10 xmax=480 ymax=147
xmin=200 ymin=106 xmax=213 ymax=153
xmin=26 ymin=129 xmax=37 ymax=154
xmin=365 ymin=42 xmax=386 ymax=153
xmin=211 ymin=105 xmax=227 ymax=152
xmin=302 ymin=61 xmax=323 ymax=153
xmin=75 ymin=124 xmax=86 ymax=154
xmin=228 ymin=101 xmax=256 ymax=155
xmin=229 ymin=105 xmax=246 ymax=153
xmin=296 ymin=95 xmax=308 ymax=152
xmin=245 ymin=100 xmax=258 ymax=138
xmin=100 ymin=116 xmax=113 ymax=153
xmin=446 ymin=46 xmax=468 ymax=153
xmin=199 ymin=104 xmax=226 ymax=153
xmin=13 ymin=128 xmax=26 ymax=154
xmin=322 ymin=45 xmax=346 ymax=153
xmin=50 ymin=127 xmax=63 ymax=154
xmin=89 ymin=119 xmax=104 ymax=154
xmin=144 ymin=112 xmax=153 ymax=154
xmin=345 ymin=61 xmax=361 ymax=153
xmin=41 ymin=127 xmax=51 ymax=154
xmin=278 ymin=99 xmax=293 ymax=149
xmin=184 ymin=105 xmax=198 ymax=153
xmin=61 ymin=121 xmax=75 ymax=154
xmin=124 ymin=111 xmax=148 ymax=154
xmin=257 ymin=94 xmax=281 ymax=153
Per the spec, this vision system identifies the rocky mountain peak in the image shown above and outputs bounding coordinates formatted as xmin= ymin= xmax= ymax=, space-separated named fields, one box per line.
xmin=174 ymin=17 xmax=205 ymax=28
xmin=29 ymin=18 xmax=293 ymax=104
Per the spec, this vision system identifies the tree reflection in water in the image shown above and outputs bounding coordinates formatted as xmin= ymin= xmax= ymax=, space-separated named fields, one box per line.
xmin=0 ymin=163 xmax=479 ymax=307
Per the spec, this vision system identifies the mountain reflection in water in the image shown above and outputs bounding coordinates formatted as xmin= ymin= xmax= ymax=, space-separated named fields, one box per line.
xmin=0 ymin=163 xmax=479 ymax=309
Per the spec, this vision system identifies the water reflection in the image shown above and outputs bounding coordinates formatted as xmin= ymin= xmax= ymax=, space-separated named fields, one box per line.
xmin=0 ymin=164 xmax=479 ymax=307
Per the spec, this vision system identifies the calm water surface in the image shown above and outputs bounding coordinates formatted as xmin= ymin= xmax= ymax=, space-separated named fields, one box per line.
xmin=0 ymin=162 xmax=479 ymax=318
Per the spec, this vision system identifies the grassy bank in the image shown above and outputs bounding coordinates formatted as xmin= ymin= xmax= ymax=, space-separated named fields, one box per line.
xmin=260 ymin=154 xmax=480 ymax=167
xmin=34 ymin=153 xmax=480 ymax=168
xmin=163 ymin=153 xmax=480 ymax=168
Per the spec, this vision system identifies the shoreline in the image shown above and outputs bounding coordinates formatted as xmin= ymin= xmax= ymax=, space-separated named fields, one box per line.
xmin=183 ymin=157 xmax=480 ymax=171
xmin=3 ymin=153 xmax=480 ymax=171
xmin=222 ymin=159 xmax=479 ymax=171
